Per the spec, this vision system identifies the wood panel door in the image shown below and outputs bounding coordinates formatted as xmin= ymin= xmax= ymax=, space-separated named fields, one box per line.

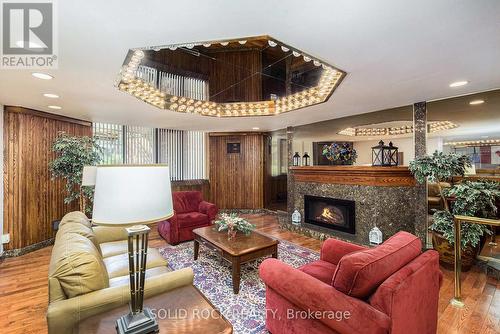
xmin=209 ymin=133 xmax=265 ymax=209
xmin=3 ymin=106 xmax=92 ymax=251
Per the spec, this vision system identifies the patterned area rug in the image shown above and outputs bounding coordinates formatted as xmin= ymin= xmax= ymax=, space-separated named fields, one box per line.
xmin=159 ymin=236 xmax=319 ymax=334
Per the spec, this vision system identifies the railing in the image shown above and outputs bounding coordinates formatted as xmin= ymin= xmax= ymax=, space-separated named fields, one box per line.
xmin=451 ymin=215 xmax=500 ymax=307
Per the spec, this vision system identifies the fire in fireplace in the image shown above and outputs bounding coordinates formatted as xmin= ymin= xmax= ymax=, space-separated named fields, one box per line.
xmin=304 ymin=195 xmax=355 ymax=234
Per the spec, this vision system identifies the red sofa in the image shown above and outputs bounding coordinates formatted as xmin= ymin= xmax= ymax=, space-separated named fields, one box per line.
xmin=259 ymin=231 xmax=442 ymax=334
xmin=158 ymin=191 xmax=217 ymax=245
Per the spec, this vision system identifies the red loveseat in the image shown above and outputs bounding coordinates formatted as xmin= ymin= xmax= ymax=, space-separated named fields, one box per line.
xmin=158 ymin=191 xmax=217 ymax=245
xmin=259 ymin=231 xmax=442 ymax=334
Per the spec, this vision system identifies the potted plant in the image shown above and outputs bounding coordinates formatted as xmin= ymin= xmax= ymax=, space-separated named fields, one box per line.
xmin=49 ymin=133 xmax=102 ymax=214
xmin=322 ymin=143 xmax=357 ymax=165
xmin=409 ymin=151 xmax=497 ymax=270
xmin=214 ymin=213 xmax=256 ymax=240
xmin=430 ymin=181 xmax=498 ymax=270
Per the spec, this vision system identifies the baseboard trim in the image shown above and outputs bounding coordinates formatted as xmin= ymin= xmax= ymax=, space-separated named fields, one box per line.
xmin=219 ymin=208 xmax=277 ymax=215
xmin=0 ymin=238 xmax=54 ymax=258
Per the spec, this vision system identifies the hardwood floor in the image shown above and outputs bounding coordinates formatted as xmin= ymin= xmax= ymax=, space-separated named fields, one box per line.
xmin=0 ymin=213 xmax=498 ymax=334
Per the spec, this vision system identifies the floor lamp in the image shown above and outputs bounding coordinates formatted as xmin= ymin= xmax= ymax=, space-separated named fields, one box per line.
xmin=92 ymin=165 xmax=174 ymax=334
xmin=80 ymin=166 xmax=97 ymax=212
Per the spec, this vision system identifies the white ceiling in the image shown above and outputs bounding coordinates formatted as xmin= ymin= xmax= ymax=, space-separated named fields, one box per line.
xmin=1 ymin=0 xmax=499 ymax=132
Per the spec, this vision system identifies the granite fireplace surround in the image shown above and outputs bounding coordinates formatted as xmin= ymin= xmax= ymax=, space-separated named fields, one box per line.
xmin=282 ymin=166 xmax=424 ymax=246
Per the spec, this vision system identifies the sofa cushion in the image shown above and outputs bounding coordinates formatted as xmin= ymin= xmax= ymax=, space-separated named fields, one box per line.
xmin=299 ymin=260 xmax=337 ymax=285
xmin=58 ymin=211 xmax=92 ymax=229
xmin=49 ymin=233 xmax=109 ymax=298
xmin=100 ymin=240 xmax=129 ymax=258
xmin=103 ymin=248 xmax=168 ymax=279
xmin=177 ymin=212 xmax=209 ymax=228
xmin=173 ymin=191 xmax=202 ymax=214
xmin=57 ymin=222 xmax=100 ymax=253
xmin=108 ymin=266 xmax=171 ymax=287
xmin=332 ymin=231 xmax=422 ymax=299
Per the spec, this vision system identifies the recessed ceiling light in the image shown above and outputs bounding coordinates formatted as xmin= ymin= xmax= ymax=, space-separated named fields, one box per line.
xmin=252 ymin=127 xmax=260 ymax=130
xmin=449 ymin=80 xmax=468 ymax=88
xmin=48 ymin=105 xmax=62 ymax=110
xmin=469 ymin=99 xmax=484 ymax=105
xmin=32 ymin=72 xmax=53 ymax=80
xmin=43 ymin=93 xmax=59 ymax=98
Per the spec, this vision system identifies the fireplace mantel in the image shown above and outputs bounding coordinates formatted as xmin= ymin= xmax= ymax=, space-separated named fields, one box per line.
xmin=290 ymin=165 xmax=416 ymax=187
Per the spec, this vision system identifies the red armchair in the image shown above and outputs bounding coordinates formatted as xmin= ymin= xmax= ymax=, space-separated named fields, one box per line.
xmin=259 ymin=232 xmax=442 ymax=334
xmin=158 ymin=191 xmax=217 ymax=245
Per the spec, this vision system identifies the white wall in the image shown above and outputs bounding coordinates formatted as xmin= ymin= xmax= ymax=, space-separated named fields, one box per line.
xmin=353 ymin=138 xmax=414 ymax=165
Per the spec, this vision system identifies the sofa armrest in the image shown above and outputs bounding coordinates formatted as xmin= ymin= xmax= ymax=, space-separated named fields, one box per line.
xmin=199 ymin=201 xmax=218 ymax=221
xmin=259 ymin=259 xmax=390 ymax=334
xmin=320 ymin=238 xmax=367 ymax=265
xmin=93 ymin=226 xmax=129 ymax=244
xmin=47 ymin=267 xmax=194 ymax=334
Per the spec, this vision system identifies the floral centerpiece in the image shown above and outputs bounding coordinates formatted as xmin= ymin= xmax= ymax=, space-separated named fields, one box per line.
xmin=214 ymin=213 xmax=256 ymax=239
xmin=322 ymin=142 xmax=357 ymax=165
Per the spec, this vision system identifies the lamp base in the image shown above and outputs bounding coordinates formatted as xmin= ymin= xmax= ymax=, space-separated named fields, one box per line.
xmin=116 ymin=307 xmax=159 ymax=334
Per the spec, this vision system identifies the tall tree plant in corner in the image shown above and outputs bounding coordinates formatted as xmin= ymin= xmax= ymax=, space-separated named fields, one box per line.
xmin=409 ymin=151 xmax=497 ymax=270
xmin=49 ymin=133 xmax=102 ymax=214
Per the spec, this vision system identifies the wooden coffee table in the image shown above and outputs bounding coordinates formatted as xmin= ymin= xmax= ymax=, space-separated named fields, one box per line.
xmin=193 ymin=226 xmax=279 ymax=294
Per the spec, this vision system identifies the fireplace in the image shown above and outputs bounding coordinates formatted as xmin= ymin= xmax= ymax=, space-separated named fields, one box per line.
xmin=304 ymin=195 xmax=355 ymax=234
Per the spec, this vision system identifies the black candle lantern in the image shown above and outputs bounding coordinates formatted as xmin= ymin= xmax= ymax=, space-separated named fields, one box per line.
xmin=372 ymin=140 xmax=398 ymax=166
xmin=293 ymin=152 xmax=301 ymax=166
xmin=302 ymin=152 xmax=310 ymax=166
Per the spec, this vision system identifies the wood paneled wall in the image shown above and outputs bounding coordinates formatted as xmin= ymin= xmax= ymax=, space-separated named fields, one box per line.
xmin=208 ymin=50 xmax=262 ymax=103
xmin=209 ymin=133 xmax=268 ymax=209
xmin=147 ymin=48 xmax=262 ymax=103
xmin=171 ymin=179 xmax=211 ymax=202
xmin=3 ymin=106 xmax=92 ymax=251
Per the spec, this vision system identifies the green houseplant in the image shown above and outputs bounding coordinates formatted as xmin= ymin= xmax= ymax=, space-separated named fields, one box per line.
xmin=49 ymin=133 xmax=102 ymax=214
xmin=409 ymin=151 xmax=497 ymax=270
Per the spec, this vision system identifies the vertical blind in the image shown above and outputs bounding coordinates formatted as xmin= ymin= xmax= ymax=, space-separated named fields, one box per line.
xmin=158 ymin=129 xmax=183 ymax=180
xmin=124 ymin=126 xmax=155 ymax=164
xmin=138 ymin=65 xmax=209 ymax=100
xmin=92 ymin=123 xmax=206 ymax=180
xmin=182 ymin=131 xmax=206 ymax=180
xmin=92 ymin=123 xmax=124 ymax=164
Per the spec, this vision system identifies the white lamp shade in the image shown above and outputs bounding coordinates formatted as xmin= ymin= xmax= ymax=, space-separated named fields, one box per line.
xmin=81 ymin=166 xmax=97 ymax=186
xmin=92 ymin=165 xmax=173 ymax=226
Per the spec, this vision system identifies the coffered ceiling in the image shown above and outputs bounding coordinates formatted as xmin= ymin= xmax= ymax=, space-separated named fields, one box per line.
xmin=0 ymin=0 xmax=499 ymax=131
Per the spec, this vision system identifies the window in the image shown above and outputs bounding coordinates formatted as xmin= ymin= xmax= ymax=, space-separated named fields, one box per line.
xmin=157 ymin=129 xmax=183 ymax=180
xmin=92 ymin=123 xmax=206 ymax=180
xmin=125 ymin=126 xmax=155 ymax=164
xmin=93 ymin=123 xmax=123 ymax=164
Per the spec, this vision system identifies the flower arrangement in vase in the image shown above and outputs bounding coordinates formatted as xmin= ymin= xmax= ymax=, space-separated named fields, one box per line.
xmin=322 ymin=142 xmax=357 ymax=165
xmin=214 ymin=213 xmax=256 ymax=240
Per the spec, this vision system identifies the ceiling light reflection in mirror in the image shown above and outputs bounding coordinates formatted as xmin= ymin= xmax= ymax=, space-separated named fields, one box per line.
xmin=338 ymin=121 xmax=459 ymax=137
xmin=116 ymin=35 xmax=346 ymax=117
